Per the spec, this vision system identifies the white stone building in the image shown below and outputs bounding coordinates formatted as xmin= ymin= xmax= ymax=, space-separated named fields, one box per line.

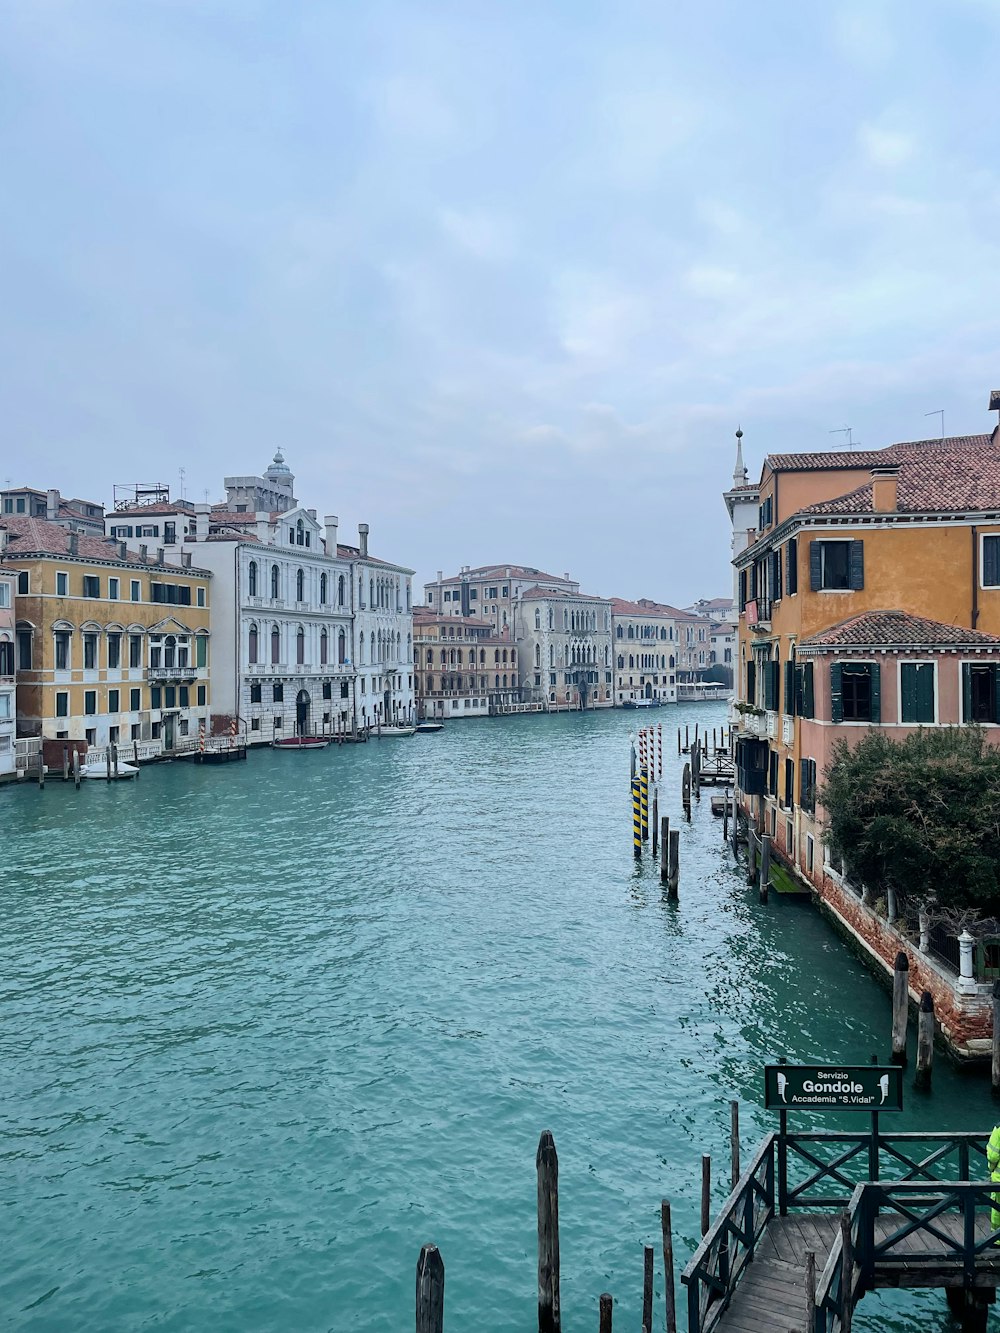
xmin=516 ymin=586 xmax=613 ymax=710
xmin=0 ymin=570 xmax=15 ymax=776
xmin=722 ymin=428 xmax=760 ymax=603
xmin=425 ymin=564 xmax=579 ymax=637
xmin=340 ymin=523 xmax=415 ymax=732
xmin=609 ymin=598 xmax=678 ymax=705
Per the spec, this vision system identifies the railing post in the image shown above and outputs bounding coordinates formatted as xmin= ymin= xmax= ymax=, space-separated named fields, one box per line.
xmin=840 ymin=1211 xmax=853 ymax=1333
xmin=804 ymin=1250 xmax=816 ymax=1333
xmin=959 ymin=1139 xmax=970 ymax=1181
xmin=778 ymin=1109 xmax=788 ymax=1216
xmin=964 ymin=1184 xmax=977 ymax=1289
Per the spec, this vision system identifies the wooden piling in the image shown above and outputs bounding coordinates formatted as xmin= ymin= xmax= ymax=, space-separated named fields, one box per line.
xmin=685 ymin=724 xmax=689 ymax=751
xmin=661 ymin=1200 xmax=677 ymax=1333
xmin=651 ymin=793 xmax=658 ymax=855
xmin=659 ymin=816 xmax=669 ymax=883
xmin=730 ymin=796 xmax=739 ymax=857
xmin=746 ymin=830 xmax=757 ymax=886
xmin=682 ymin=763 xmax=691 ymax=820
xmin=915 ymin=990 xmax=935 ymax=1090
xmin=62 ymin=746 xmax=69 ymax=781
xmin=37 ymin=750 xmax=44 ymax=788
xmin=804 ymin=1250 xmax=816 ymax=1333
xmin=415 ymin=1244 xmax=445 ymax=1333
xmin=112 ymin=743 xmax=119 ymax=780
xmin=641 ymin=1246 xmax=653 ymax=1333
xmin=700 ymin=1155 xmax=711 ymax=1237
xmin=667 ymin=830 xmax=679 ymax=897
xmin=72 ymin=747 xmax=81 ymax=789
xmin=730 ymin=1100 xmax=740 ymax=1190
xmin=105 ymin=745 xmax=112 ymax=782
xmin=840 ymin=1212 xmax=853 ymax=1333
xmin=598 ymin=1293 xmax=613 ymax=1333
xmin=677 ymin=728 xmax=681 ymax=755
xmin=537 ymin=1129 xmax=561 ymax=1333
xmin=759 ymin=833 xmax=770 ymax=904
xmin=891 ymin=951 xmax=909 ymax=1066
xmin=992 ymin=981 xmax=1000 ymax=1095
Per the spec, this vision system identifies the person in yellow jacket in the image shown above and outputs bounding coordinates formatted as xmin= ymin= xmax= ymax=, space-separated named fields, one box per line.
xmin=988 ymin=1122 xmax=1000 ymax=1233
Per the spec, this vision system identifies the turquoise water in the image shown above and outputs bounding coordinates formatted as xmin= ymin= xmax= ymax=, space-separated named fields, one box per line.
xmin=1 ymin=705 xmax=996 ymax=1331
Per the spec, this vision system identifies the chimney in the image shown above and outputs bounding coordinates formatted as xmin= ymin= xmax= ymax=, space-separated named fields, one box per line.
xmin=118 ymin=541 xmax=127 ymax=560
xmin=563 ymin=572 xmax=570 ymax=581
xmin=0 ymin=529 xmax=7 ymax=553
xmin=871 ymin=465 xmax=900 ymax=513
xmin=307 ymin=508 xmax=317 ymax=520
xmin=324 ymin=514 xmax=339 ymax=555
xmin=68 ymin=531 xmax=79 ymax=557
xmin=139 ymin=544 xmax=148 ymax=563
xmin=47 ymin=488 xmax=59 ymax=521
xmin=156 ymin=547 xmax=165 ymax=565
xmin=358 ymin=522 xmax=369 ymax=558
xmin=181 ymin=551 xmax=192 ymax=569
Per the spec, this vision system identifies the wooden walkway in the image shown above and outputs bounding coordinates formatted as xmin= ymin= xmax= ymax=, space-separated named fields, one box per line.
xmin=719 ymin=1212 xmax=1000 ymax=1333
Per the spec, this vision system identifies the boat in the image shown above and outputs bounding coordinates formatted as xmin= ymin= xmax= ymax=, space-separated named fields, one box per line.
xmin=415 ymin=721 xmax=444 ymax=734
xmin=375 ymin=725 xmax=416 ymax=738
xmin=623 ymin=698 xmax=656 ymax=709
xmin=80 ymin=758 xmax=140 ymax=780
xmin=271 ymin=736 xmax=330 ymax=750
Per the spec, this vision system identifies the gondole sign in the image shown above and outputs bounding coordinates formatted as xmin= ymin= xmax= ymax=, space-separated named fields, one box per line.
xmin=764 ymin=1064 xmax=903 ymax=1112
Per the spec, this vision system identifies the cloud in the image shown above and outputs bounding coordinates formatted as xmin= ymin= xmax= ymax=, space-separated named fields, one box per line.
xmin=858 ymin=123 xmax=916 ymax=168
xmin=438 ymin=208 xmax=517 ymax=261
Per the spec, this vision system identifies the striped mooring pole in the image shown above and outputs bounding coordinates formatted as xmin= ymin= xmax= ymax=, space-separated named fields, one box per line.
xmin=199 ymin=721 xmax=206 ymax=756
xmin=632 ymin=777 xmax=642 ymax=859
xmin=640 ymin=765 xmax=649 ymax=842
xmin=657 ymin=723 xmax=663 ymax=777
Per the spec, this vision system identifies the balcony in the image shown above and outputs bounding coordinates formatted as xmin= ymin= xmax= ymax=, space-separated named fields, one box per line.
xmin=147 ymin=665 xmax=199 ymax=684
xmin=735 ymin=708 xmax=776 ymax=740
xmin=745 ymin=598 xmax=773 ymax=631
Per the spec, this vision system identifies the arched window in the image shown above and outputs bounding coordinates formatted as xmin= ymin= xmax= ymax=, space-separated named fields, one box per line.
xmin=534 ymin=609 xmax=541 ymax=629
xmin=248 ymin=561 xmax=258 ymax=596
xmin=339 ymin=629 xmax=347 ymax=664
xmin=494 ymin=648 xmax=501 ymax=664
xmin=457 ymin=648 xmax=463 ymax=665
xmin=616 ymin=625 xmax=623 ymax=639
xmin=320 ymin=630 xmax=328 ymax=665
xmin=296 ymin=568 xmax=304 ymax=602
xmin=249 ymin=624 xmax=259 ymax=664
xmin=338 ymin=574 xmax=345 ymax=606
xmin=359 ymin=575 xmax=364 ymax=604
xmin=480 ymin=649 xmax=486 ymax=664
xmin=534 ymin=644 xmax=540 ymax=667
xmin=320 ymin=573 xmax=328 ymax=604
xmin=271 ymin=564 xmax=280 ymax=599
xmin=502 ymin=674 xmax=507 ymax=688
xmin=512 ymin=673 xmax=518 ymax=687
xmin=296 ymin=518 xmax=305 ymax=546
xmin=427 ymin=675 xmax=434 ymax=692
xmin=617 ymin=655 xmax=624 ymax=669
xmin=627 ymin=625 xmax=634 ymax=639
xmin=549 ymin=645 xmax=554 ymax=666
xmin=164 ymin=634 xmax=176 ymax=668
xmin=548 ymin=608 xmax=553 ymax=630
xmin=370 ymin=578 xmax=375 ymax=606
xmin=296 ymin=627 xmax=305 ymax=665
xmin=271 ymin=626 xmax=280 ymax=664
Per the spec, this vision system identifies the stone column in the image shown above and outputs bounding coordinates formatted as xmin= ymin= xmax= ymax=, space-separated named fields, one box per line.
xmin=919 ymin=911 xmax=930 ymax=954
xmin=958 ymin=930 xmax=978 ymax=997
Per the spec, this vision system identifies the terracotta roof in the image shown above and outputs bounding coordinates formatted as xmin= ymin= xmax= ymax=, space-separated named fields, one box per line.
xmin=435 ymin=564 xmax=574 ymax=585
xmin=0 ymin=516 xmax=210 ymax=573
xmin=765 ymin=434 xmax=993 ymax=476
xmin=413 ymin=609 xmax=497 ymax=629
xmin=112 ymin=500 xmax=197 ymax=516
xmin=519 ymin=584 xmax=608 ymax=601
xmin=609 ymin=597 xmax=675 ymax=618
xmin=800 ymin=438 xmax=1000 ymax=516
xmin=799 ymin=610 xmax=1000 ymax=650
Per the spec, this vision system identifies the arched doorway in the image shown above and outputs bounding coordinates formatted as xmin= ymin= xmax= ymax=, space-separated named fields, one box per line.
xmin=644 ymin=682 xmax=653 ymax=698
xmin=296 ymin=689 xmax=311 ymax=736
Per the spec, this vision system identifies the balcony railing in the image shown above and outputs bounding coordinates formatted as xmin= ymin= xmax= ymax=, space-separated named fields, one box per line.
xmin=736 ymin=709 xmax=777 ymax=740
xmin=745 ymin=598 xmax=773 ymax=628
xmin=146 ymin=665 xmax=199 ymax=683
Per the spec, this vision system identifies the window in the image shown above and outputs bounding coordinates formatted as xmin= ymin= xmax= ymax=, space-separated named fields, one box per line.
xmin=56 ymin=691 xmax=69 ymax=718
xmin=56 ymin=571 xmax=68 ymax=596
xmin=249 ymin=625 xmax=258 ymax=664
xmin=273 ymin=683 xmax=284 ymax=703
xmin=107 ymin=633 xmax=121 ymax=670
xmin=197 ymin=685 xmax=206 ymax=706
xmin=109 ymin=577 xmax=120 ymax=600
xmin=84 ymin=690 xmax=97 ymax=715
xmin=165 ymin=686 xmax=176 ymax=709
xmin=809 ymin=539 xmax=863 ymax=591
xmin=108 ymin=689 xmax=120 ymax=713
xmin=197 ymin=587 xmax=205 ymax=607
xmin=900 ymin=662 xmax=935 ymax=724
xmin=248 ymin=561 xmax=258 ymax=596
xmin=800 ymin=759 xmax=817 ymax=813
xmin=488 ymin=586 xmax=497 ymax=598
xmin=271 ymin=564 xmax=280 ymax=599
xmin=320 ymin=630 xmax=328 ymax=665
xmin=831 ymin=661 xmax=880 ymax=723
xmin=320 ymin=573 xmax=328 ymax=605
xmin=17 ymin=571 xmax=29 ymax=595
xmin=151 ymin=687 xmax=162 ymax=709
xmin=84 ymin=633 xmax=98 ymax=669
xmin=983 ymin=535 xmax=1000 ymax=587
xmin=129 ymin=634 xmax=142 ymax=668
xmin=130 ymin=688 xmax=141 ymax=710
xmin=296 ymin=628 xmax=305 ymax=665
xmin=806 ymin=835 xmax=815 ymax=874
xmin=54 ymin=631 xmax=70 ymax=670
xmin=963 ymin=663 xmax=1000 ymax=723
xmin=250 ymin=681 xmax=262 ymax=703
xmin=784 ymin=756 xmax=794 ymax=809
xmin=338 ymin=574 xmax=345 ymax=606
xmin=150 ymin=582 xmax=192 ymax=605
xmin=296 ymin=568 xmax=305 ymax=602
xmin=758 ymin=495 xmax=774 ymax=528
xmin=794 ymin=662 xmax=815 ymax=718
xmin=82 ymin=575 xmax=100 ymax=598
xmin=179 ymin=687 xmax=189 ymax=707
xmin=271 ymin=627 xmax=280 ymax=664
xmin=131 ymin=580 xmax=141 ymax=601
xmin=164 ymin=522 xmax=176 ymax=544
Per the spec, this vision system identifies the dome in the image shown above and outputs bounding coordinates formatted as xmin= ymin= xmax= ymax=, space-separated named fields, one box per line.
xmin=265 ymin=449 xmax=292 ymax=482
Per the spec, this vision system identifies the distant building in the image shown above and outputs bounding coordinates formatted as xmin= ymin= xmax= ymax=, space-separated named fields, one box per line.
xmin=516 ymin=587 xmax=613 ymax=710
xmin=710 ymin=621 xmax=737 ymax=679
xmin=425 ymin=565 xmax=579 ymax=637
xmin=0 ymin=568 xmax=15 ymax=776
xmin=2 ymin=486 xmax=105 ymax=536
xmin=413 ymin=609 xmax=516 ymax=719
xmin=609 ymin=598 xmax=678 ymax=705
xmin=685 ymin=597 xmax=736 ymax=623
xmin=722 ymin=428 xmax=760 ymax=604
xmin=673 ymin=610 xmax=716 ymax=682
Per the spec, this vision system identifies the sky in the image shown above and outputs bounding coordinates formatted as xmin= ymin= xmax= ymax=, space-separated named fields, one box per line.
xmin=3 ymin=0 xmax=1000 ymax=604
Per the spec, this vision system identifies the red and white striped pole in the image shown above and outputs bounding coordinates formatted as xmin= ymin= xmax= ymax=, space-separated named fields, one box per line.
xmin=657 ymin=723 xmax=662 ymax=777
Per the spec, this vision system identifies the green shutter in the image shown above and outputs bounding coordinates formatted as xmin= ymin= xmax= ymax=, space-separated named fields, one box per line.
xmin=962 ymin=663 xmax=972 ymax=723
xmin=804 ymin=662 xmax=814 ymax=718
xmin=984 ymin=537 xmax=1000 ymax=588
xmin=869 ymin=660 xmax=881 ymax=723
xmin=830 ymin=662 xmax=843 ymax=723
xmin=196 ymin=636 xmax=207 ymax=668
xmin=993 ymin=665 xmax=1000 ymax=725
xmin=786 ymin=538 xmax=798 ymax=595
xmin=900 ymin=662 xmax=917 ymax=723
xmin=809 ymin=541 xmax=822 ymax=591
xmin=771 ymin=661 xmax=781 ymax=711
xmin=747 ymin=660 xmax=756 ymax=706
xmin=785 ymin=661 xmax=795 ymax=715
xmin=917 ymin=663 xmax=935 ymax=723
xmin=849 ymin=541 xmax=865 ymax=590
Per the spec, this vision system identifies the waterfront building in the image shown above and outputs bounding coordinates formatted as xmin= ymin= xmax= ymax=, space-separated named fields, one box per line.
xmin=425 ymin=565 xmax=579 ymax=637
xmin=685 ymin=596 xmax=736 ymax=623
xmin=0 ymin=516 xmax=211 ymax=752
xmin=413 ymin=609 xmax=515 ymax=719
xmin=2 ymin=485 xmax=106 ymax=536
xmin=709 ymin=621 xmax=737 ymax=679
xmin=517 ymin=587 xmax=613 ymax=710
xmin=0 ymin=569 xmax=15 ymax=776
xmin=609 ymin=598 xmax=678 ymax=705
xmin=109 ymin=455 xmax=413 ymax=739
xmin=673 ymin=609 xmax=716 ymax=681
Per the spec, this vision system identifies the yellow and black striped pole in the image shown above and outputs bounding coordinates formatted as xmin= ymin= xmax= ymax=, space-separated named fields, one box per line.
xmin=632 ymin=777 xmax=642 ymax=859
xmin=640 ymin=765 xmax=649 ymax=842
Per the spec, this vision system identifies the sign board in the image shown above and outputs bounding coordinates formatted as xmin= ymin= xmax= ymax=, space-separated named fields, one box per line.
xmin=764 ymin=1064 xmax=903 ymax=1112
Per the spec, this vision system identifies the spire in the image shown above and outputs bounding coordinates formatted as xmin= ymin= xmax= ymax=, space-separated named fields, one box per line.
xmin=732 ymin=427 xmax=747 ymax=487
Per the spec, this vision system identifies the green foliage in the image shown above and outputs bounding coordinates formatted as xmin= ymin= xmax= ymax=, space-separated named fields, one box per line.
xmin=702 ymin=663 xmax=733 ymax=687
xmin=821 ymin=727 xmax=1000 ymax=913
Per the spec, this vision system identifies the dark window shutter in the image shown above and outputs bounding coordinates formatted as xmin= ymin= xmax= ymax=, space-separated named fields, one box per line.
xmin=993 ymin=665 xmax=1000 ymax=724
xmin=869 ymin=660 xmax=881 ymax=723
xmin=849 ymin=541 xmax=865 ymax=590
xmin=962 ymin=662 xmax=972 ymax=723
xmin=804 ymin=662 xmax=814 ymax=718
xmin=984 ymin=537 xmax=1000 ymax=588
xmin=771 ymin=660 xmax=781 ymax=710
xmin=917 ymin=663 xmax=935 ymax=723
xmin=785 ymin=661 xmax=795 ymax=715
xmin=786 ymin=538 xmax=798 ymax=595
xmin=747 ymin=660 xmax=756 ymax=705
xmin=810 ymin=541 xmax=822 ymax=591
xmin=775 ymin=548 xmax=782 ymax=602
xmin=799 ymin=758 xmax=808 ymax=809
xmin=830 ymin=662 xmax=843 ymax=722
xmin=739 ymin=569 xmax=747 ymax=611
xmin=900 ymin=662 xmax=917 ymax=723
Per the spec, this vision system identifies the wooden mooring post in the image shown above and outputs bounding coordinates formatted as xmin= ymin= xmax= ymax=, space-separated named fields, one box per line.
xmin=840 ymin=1212 xmax=853 ymax=1333
xmin=992 ymin=981 xmax=1000 ymax=1094
xmin=667 ymin=830 xmax=679 ymax=898
xmin=415 ymin=1244 xmax=445 ymax=1333
xmin=661 ymin=1200 xmax=677 ymax=1333
xmin=746 ymin=829 xmax=757 ymax=886
xmin=598 ymin=1292 xmax=613 ymax=1333
xmin=682 ymin=764 xmax=691 ymax=820
xmin=759 ymin=833 xmax=770 ymax=904
xmin=537 ymin=1130 xmax=561 ymax=1333
xmin=641 ymin=1245 xmax=653 ymax=1333
xmin=72 ymin=747 xmax=81 ymax=790
xmin=659 ymin=816 xmax=669 ymax=883
xmin=37 ymin=750 xmax=44 ymax=788
xmin=891 ymin=951 xmax=909 ymax=1066
xmin=62 ymin=745 xmax=69 ymax=781
xmin=730 ymin=1100 xmax=740 ymax=1190
xmin=700 ymin=1155 xmax=711 ymax=1237
xmin=804 ymin=1250 xmax=817 ymax=1333
xmin=651 ymin=792 xmax=658 ymax=856
xmin=915 ymin=990 xmax=935 ymax=1090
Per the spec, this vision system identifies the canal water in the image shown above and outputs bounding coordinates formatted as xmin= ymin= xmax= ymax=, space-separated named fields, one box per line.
xmin=1 ymin=704 xmax=996 ymax=1331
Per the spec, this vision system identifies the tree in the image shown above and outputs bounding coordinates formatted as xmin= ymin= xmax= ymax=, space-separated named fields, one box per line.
xmin=821 ymin=727 xmax=1000 ymax=915
xmin=702 ymin=663 xmax=733 ymax=687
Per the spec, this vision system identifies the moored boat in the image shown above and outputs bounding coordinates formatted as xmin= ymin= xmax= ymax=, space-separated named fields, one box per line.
xmin=271 ymin=736 xmax=330 ymax=750
xmin=375 ymin=725 xmax=416 ymax=738
xmin=80 ymin=758 xmax=140 ymax=780
xmin=414 ymin=721 xmax=443 ymax=734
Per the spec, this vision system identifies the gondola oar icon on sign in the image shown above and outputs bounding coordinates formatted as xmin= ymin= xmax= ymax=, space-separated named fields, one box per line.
xmin=777 ymin=1072 xmax=788 ymax=1103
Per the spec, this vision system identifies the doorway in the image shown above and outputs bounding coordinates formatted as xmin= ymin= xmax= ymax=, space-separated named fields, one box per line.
xmin=296 ymin=689 xmax=311 ymax=736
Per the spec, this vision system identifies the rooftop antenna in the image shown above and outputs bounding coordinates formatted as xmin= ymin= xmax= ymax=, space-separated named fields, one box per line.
xmin=924 ymin=409 xmax=944 ymax=440
xmin=829 ymin=426 xmax=858 ymax=452
xmin=178 ymin=466 xmax=186 ymax=500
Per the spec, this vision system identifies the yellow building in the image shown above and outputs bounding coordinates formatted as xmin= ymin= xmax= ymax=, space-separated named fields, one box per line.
xmin=0 ymin=516 xmax=211 ymax=753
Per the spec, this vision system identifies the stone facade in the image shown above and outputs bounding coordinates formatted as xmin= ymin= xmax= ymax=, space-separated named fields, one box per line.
xmin=609 ymin=598 xmax=678 ymax=705
xmin=413 ymin=610 xmax=515 ymax=719
xmin=517 ymin=587 xmax=613 ymax=710
xmin=0 ymin=570 xmax=15 ymax=775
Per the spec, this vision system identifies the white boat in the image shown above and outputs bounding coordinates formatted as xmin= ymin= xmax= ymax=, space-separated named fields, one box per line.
xmin=81 ymin=758 xmax=139 ymax=780
xmin=271 ymin=736 xmax=330 ymax=750
xmin=415 ymin=721 xmax=444 ymax=734
xmin=376 ymin=725 xmax=416 ymax=738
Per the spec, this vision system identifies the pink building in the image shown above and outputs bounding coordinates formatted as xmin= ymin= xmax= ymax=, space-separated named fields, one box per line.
xmin=0 ymin=568 xmax=15 ymax=777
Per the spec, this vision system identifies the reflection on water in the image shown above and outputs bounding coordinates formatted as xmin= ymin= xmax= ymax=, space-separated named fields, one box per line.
xmin=0 ymin=705 xmax=994 ymax=1330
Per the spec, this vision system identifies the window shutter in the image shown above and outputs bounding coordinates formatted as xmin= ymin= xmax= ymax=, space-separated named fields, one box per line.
xmin=786 ymin=538 xmax=798 ymax=595
xmin=785 ymin=661 xmax=795 ymax=715
xmin=771 ymin=660 xmax=781 ymax=711
xmin=849 ymin=541 xmax=865 ymax=590
xmin=747 ymin=660 xmax=756 ymax=705
xmin=830 ymin=662 xmax=843 ymax=722
xmin=799 ymin=758 xmax=808 ymax=809
xmin=739 ymin=569 xmax=747 ymax=611
xmin=984 ymin=537 xmax=1000 ymax=589
xmin=804 ymin=662 xmax=814 ymax=718
xmin=917 ymin=663 xmax=935 ymax=723
xmin=869 ymin=660 xmax=881 ymax=723
xmin=900 ymin=662 xmax=917 ymax=723
xmin=993 ymin=665 xmax=1000 ymax=725
xmin=775 ymin=548 xmax=782 ymax=601
xmin=809 ymin=541 xmax=822 ymax=591
xmin=962 ymin=662 xmax=972 ymax=723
